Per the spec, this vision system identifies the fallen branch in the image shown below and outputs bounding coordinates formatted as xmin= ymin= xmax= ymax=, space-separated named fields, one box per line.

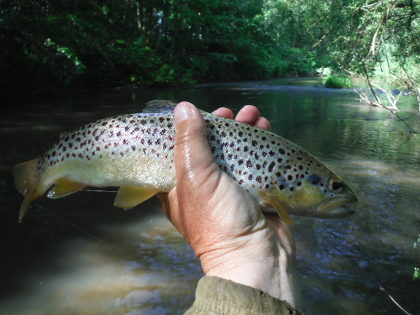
xmin=371 ymin=83 xmax=402 ymax=112
xmin=359 ymin=62 xmax=415 ymax=135
xmin=379 ymin=285 xmax=412 ymax=315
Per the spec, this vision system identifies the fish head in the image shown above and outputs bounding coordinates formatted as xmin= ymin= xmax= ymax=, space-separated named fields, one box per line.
xmin=286 ymin=170 xmax=358 ymax=218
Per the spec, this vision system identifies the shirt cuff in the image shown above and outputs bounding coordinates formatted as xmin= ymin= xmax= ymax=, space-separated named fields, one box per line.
xmin=185 ymin=276 xmax=302 ymax=315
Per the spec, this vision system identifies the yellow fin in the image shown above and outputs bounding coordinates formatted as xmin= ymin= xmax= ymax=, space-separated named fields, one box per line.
xmin=259 ymin=191 xmax=293 ymax=225
xmin=13 ymin=158 xmax=41 ymax=223
xmin=47 ymin=178 xmax=86 ymax=199
xmin=114 ymin=186 xmax=157 ymax=209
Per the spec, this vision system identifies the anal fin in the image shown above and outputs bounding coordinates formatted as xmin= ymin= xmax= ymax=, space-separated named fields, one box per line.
xmin=114 ymin=186 xmax=157 ymax=210
xmin=47 ymin=178 xmax=86 ymax=199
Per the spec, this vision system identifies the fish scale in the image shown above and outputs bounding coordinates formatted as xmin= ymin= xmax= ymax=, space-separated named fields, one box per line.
xmin=13 ymin=100 xmax=357 ymax=223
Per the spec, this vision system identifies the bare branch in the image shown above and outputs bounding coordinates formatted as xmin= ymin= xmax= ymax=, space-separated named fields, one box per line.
xmin=379 ymin=285 xmax=413 ymax=315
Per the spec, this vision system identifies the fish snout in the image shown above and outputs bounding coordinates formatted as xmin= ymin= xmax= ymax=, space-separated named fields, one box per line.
xmin=317 ymin=194 xmax=358 ymax=218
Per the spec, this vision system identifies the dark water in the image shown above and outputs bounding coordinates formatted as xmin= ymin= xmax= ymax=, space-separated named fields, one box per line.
xmin=1 ymin=78 xmax=419 ymax=314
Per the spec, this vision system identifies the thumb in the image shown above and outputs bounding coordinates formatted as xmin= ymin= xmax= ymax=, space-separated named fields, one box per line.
xmin=173 ymin=102 xmax=217 ymax=189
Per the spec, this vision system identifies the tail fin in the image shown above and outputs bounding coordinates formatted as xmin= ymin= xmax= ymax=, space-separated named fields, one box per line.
xmin=12 ymin=158 xmax=41 ymax=223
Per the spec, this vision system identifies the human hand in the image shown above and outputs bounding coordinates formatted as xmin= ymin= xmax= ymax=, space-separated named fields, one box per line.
xmin=157 ymin=102 xmax=298 ymax=307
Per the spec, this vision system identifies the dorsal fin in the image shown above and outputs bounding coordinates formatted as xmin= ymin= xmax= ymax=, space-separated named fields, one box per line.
xmin=143 ymin=100 xmax=177 ymax=113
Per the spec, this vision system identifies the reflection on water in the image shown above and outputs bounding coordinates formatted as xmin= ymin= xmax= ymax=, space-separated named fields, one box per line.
xmin=0 ymin=204 xmax=201 ymax=315
xmin=1 ymin=78 xmax=419 ymax=314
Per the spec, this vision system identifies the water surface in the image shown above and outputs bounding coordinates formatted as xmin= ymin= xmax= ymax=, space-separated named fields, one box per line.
xmin=1 ymin=79 xmax=419 ymax=314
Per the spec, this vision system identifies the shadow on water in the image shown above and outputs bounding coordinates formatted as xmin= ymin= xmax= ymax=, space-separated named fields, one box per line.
xmin=1 ymin=78 xmax=419 ymax=314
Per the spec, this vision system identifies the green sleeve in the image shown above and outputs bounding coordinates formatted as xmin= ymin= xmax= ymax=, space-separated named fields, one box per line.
xmin=185 ymin=276 xmax=302 ymax=315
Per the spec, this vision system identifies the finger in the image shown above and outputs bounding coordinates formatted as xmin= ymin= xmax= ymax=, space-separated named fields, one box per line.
xmin=235 ymin=105 xmax=261 ymax=125
xmin=156 ymin=192 xmax=171 ymax=219
xmin=173 ymin=101 xmax=217 ymax=189
xmin=265 ymin=214 xmax=295 ymax=256
xmin=212 ymin=107 xmax=234 ymax=119
xmin=254 ymin=117 xmax=271 ymax=130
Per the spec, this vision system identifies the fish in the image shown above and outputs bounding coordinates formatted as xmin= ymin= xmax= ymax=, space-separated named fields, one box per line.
xmin=13 ymin=100 xmax=357 ymax=224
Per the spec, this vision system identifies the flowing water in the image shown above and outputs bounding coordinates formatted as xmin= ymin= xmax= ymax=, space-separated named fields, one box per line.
xmin=1 ymin=78 xmax=419 ymax=314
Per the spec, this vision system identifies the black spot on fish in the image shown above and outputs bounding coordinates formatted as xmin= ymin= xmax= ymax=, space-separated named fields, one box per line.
xmin=268 ymin=161 xmax=275 ymax=172
xmin=256 ymin=176 xmax=262 ymax=183
xmin=279 ymin=148 xmax=285 ymax=155
xmin=246 ymin=160 xmax=252 ymax=168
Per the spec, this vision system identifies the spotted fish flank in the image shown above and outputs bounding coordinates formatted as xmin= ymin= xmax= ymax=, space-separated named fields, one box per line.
xmin=13 ymin=100 xmax=357 ymax=223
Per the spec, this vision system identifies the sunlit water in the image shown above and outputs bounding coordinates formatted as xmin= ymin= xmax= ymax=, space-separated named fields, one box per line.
xmin=1 ymin=78 xmax=419 ymax=314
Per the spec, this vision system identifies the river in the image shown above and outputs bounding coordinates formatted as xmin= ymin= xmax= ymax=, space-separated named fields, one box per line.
xmin=0 ymin=78 xmax=419 ymax=314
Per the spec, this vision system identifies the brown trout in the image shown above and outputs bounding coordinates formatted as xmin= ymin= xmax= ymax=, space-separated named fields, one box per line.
xmin=13 ymin=100 xmax=357 ymax=224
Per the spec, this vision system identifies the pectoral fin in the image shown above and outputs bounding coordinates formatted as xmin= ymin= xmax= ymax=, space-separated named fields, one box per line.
xmin=47 ymin=178 xmax=86 ymax=199
xmin=114 ymin=186 xmax=157 ymax=209
xmin=259 ymin=191 xmax=293 ymax=225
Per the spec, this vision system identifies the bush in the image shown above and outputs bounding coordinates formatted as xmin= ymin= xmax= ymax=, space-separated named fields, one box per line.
xmin=324 ymin=76 xmax=352 ymax=88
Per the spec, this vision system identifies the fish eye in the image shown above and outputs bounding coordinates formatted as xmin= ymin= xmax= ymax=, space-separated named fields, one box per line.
xmin=328 ymin=178 xmax=344 ymax=192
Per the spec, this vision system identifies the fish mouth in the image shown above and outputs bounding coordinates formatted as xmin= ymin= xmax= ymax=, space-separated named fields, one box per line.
xmin=288 ymin=194 xmax=357 ymax=219
xmin=316 ymin=195 xmax=358 ymax=218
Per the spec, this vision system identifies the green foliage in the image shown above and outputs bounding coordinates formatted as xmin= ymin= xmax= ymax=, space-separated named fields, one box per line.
xmin=414 ymin=267 xmax=420 ymax=281
xmin=414 ymin=234 xmax=420 ymax=280
xmin=0 ymin=0 xmax=418 ymax=96
xmin=324 ymin=76 xmax=352 ymax=89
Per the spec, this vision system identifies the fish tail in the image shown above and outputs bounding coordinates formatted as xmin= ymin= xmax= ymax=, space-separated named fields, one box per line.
xmin=12 ymin=158 xmax=41 ymax=223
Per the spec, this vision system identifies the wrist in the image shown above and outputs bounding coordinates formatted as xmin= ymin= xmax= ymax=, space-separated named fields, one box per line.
xmin=197 ymin=231 xmax=298 ymax=307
